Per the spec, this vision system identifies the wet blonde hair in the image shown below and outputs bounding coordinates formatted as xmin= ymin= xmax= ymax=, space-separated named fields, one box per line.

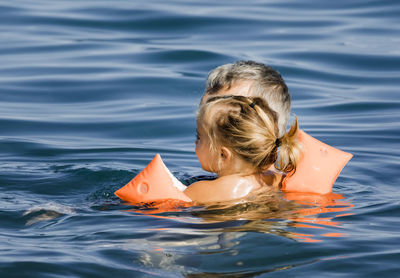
xmin=198 ymin=95 xmax=302 ymax=173
xmin=205 ymin=61 xmax=290 ymax=137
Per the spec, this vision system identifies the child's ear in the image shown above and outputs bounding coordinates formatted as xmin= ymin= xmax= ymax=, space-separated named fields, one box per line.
xmin=220 ymin=146 xmax=232 ymax=162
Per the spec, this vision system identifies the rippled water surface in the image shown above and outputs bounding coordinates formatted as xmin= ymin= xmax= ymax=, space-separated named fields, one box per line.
xmin=1 ymin=0 xmax=400 ymax=277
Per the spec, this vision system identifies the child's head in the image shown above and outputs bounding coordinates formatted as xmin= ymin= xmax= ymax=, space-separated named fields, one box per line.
xmin=201 ymin=60 xmax=290 ymax=137
xmin=196 ymin=95 xmax=302 ymax=175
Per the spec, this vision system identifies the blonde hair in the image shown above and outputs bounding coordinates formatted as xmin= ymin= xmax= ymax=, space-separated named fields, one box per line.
xmin=198 ymin=95 xmax=302 ymax=173
xmin=205 ymin=61 xmax=290 ymax=137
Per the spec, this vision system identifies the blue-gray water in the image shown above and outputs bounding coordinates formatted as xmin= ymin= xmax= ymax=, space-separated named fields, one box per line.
xmin=1 ymin=0 xmax=399 ymax=277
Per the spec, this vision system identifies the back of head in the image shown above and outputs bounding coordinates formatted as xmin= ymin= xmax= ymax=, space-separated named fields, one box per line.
xmin=205 ymin=61 xmax=291 ymax=137
xmin=198 ymin=96 xmax=302 ymax=173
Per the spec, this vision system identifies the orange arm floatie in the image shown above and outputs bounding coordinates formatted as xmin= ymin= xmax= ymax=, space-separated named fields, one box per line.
xmin=281 ymin=130 xmax=353 ymax=194
xmin=115 ymin=131 xmax=352 ymax=204
xmin=115 ymin=154 xmax=192 ymax=204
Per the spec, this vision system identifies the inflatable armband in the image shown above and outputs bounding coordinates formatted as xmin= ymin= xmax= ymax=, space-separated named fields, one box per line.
xmin=115 ymin=131 xmax=352 ymax=204
xmin=282 ymin=130 xmax=353 ymax=194
xmin=115 ymin=154 xmax=192 ymax=204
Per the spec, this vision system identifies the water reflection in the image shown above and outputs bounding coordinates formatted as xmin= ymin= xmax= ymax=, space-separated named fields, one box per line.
xmin=124 ymin=189 xmax=354 ymax=242
xmin=284 ymin=192 xmax=354 ymax=242
xmin=184 ymin=259 xmax=317 ymax=278
xmin=115 ymin=191 xmax=353 ymax=275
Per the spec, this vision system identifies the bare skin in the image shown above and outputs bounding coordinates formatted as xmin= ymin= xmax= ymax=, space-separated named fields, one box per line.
xmin=185 ymin=169 xmax=284 ymax=204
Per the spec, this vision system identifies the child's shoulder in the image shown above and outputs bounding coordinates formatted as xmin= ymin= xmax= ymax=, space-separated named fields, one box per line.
xmin=184 ymin=174 xmax=259 ymax=204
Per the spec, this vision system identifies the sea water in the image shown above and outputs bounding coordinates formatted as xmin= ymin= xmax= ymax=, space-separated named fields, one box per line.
xmin=1 ymin=0 xmax=400 ymax=277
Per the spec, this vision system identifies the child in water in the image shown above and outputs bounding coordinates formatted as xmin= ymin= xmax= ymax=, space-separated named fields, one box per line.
xmin=184 ymin=95 xmax=302 ymax=204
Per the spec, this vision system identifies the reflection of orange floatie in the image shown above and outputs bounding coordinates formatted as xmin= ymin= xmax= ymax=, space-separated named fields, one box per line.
xmin=115 ymin=130 xmax=353 ymax=204
xmin=284 ymin=191 xmax=354 ymax=242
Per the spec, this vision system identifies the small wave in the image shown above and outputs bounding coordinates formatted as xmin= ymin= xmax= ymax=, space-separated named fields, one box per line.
xmin=23 ymin=202 xmax=75 ymax=226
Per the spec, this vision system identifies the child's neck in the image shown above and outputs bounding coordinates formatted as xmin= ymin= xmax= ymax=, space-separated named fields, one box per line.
xmin=217 ymin=158 xmax=256 ymax=177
